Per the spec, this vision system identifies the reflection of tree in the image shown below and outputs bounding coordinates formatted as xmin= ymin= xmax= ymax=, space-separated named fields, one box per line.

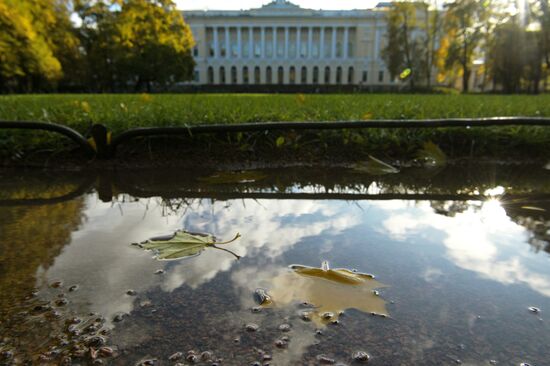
xmin=501 ymin=201 xmax=550 ymax=253
xmin=430 ymin=200 xmax=470 ymax=217
xmin=0 ymin=186 xmax=85 ymax=362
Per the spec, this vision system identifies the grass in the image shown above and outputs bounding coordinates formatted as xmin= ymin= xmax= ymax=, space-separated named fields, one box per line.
xmin=1 ymin=93 xmax=550 ymax=160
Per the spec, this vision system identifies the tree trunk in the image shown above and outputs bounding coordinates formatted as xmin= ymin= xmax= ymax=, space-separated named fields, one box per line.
xmin=462 ymin=64 xmax=470 ymax=93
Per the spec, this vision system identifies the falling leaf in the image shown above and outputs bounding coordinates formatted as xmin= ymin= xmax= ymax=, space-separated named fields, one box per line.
xmin=296 ymin=94 xmax=306 ymax=104
xmin=138 ymin=230 xmax=241 ymax=260
xmin=352 ymin=155 xmax=399 ymax=175
xmin=267 ymin=261 xmax=388 ymax=326
xmin=399 ymin=68 xmax=412 ymax=80
xmin=362 ymin=112 xmax=373 ymax=120
xmin=197 ymin=170 xmax=267 ymax=184
xmin=81 ymin=101 xmax=91 ymax=113
xmin=276 ymin=136 xmax=285 ymax=147
xmin=416 ymin=141 xmax=447 ymax=167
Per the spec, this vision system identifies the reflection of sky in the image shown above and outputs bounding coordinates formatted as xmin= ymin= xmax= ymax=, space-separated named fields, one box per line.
xmin=37 ymin=190 xmax=550 ymax=364
xmin=378 ymin=199 xmax=550 ymax=297
xmin=41 ymin=195 xmax=360 ymax=326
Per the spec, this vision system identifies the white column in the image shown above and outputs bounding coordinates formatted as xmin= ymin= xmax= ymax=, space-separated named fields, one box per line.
xmin=374 ymin=26 xmax=381 ymax=61
xmin=307 ymin=27 xmax=313 ymax=59
xmin=213 ymin=27 xmax=219 ymax=58
xmin=319 ymin=27 xmax=325 ymax=59
xmin=249 ymin=27 xmax=253 ymax=59
xmin=284 ymin=27 xmax=289 ymax=58
xmin=296 ymin=27 xmax=301 ymax=59
xmin=331 ymin=27 xmax=337 ymax=59
xmin=261 ymin=27 xmax=266 ymax=58
xmin=225 ymin=27 xmax=230 ymax=59
xmin=273 ymin=27 xmax=277 ymax=58
xmin=343 ymin=27 xmax=349 ymax=59
xmin=237 ymin=27 xmax=242 ymax=58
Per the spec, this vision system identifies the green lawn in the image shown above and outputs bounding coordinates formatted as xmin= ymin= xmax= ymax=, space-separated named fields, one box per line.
xmin=1 ymin=94 xmax=549 ymax=159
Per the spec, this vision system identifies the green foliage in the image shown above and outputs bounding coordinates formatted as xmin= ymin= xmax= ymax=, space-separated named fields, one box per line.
xmin=416 ymin=141 xmax=447 ymax=167
xmin=139 ymin=230 xmax=241 ymax=260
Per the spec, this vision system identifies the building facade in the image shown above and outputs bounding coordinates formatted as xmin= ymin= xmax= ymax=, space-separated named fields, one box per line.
xmin=182 ymin=0 xmax=394 ymax=87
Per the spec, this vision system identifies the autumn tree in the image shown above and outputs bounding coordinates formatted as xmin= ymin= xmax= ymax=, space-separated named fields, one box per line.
xmin=383 ymin=1 xmax=426 ymax=89
xmin=112 ymin=0 xmax=195 ymax=91
xmin=440 ymin=0 xmax=489 ymax=92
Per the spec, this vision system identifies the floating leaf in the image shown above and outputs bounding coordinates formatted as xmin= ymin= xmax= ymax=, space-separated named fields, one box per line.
xmin=266 ymin=261 xmax=388 ymax=326
xmin=416 ymin=141 xmax=447 ymax=167
xmin=352 ymin=155 xmax=399 ymax=175
xmin=197 ymin=170 xmax=267 ymax=184
xmin=138 ymin=230 xmax=241 ymax=260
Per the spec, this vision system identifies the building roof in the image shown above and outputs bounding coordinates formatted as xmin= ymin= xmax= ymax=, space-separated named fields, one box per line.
xmin=182 ymin=0 xmax=386 ymax=19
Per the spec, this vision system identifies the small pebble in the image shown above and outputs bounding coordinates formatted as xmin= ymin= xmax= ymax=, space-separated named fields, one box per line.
xmin=169 ymin=352 xmax=183 ymax=361
xmin=300 ymin=312 xmax=311 ymax=321
xmin=55 ymin=298 xmax=68 ymax=306
xmin=528 ymin=307 xmax=541 ymax=314
xmin=155 ymin=269 xmax=165 ymax=275
xmin=263 ymin=354 xmax=272 ymax=361
xmin=201 ymin=351 xmax=213 ymax=361
xmin=373 ymin=290 xmax=380 ymax=296
xmin=352 ymin=351 xmax=370 ymax=362
xmin=98 ymin=347 xmax=114 ymax=358
xmin=186 ymin=354 xmax=198 ymax=363
xmin=278 ymin=324 xmax=291 ymax=332
xmin=322 ymin=312 xmax=334 ymax=320
xmin=316 ymin=355 xmax=335 ymax=364
xmin=68 ymin=285 xmax=79 ymax=292
xmin=50 ymin=281 xmax=63 ymax=288
xmin=489 ymin=360 xmax=497 ymax=365
xmin=126 ymin=290 xmax=137 ymax=296
xmin=245 ymin=323 xmax=259 ymax=332
xmin=251 ymin=306 xmax=263 ymax=313
xmin=274 ymin=339 xmax=287 ymax=348
xmin=113 ymin=314 xmax=125 ymax=322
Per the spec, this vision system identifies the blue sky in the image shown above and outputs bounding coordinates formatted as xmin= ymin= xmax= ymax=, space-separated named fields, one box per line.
xmin=175 ymin=0 xmax=383 ymax=10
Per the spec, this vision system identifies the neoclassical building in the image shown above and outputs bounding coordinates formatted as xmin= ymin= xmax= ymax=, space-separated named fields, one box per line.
xmin=182 ymin=0 xmax=394 ymax=87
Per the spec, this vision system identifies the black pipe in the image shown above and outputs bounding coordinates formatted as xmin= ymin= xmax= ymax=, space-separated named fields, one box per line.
xmin=0 ymin=120 xmax=95 ymax=157
xmin=111 ymin=117 xmax=550 ymax=153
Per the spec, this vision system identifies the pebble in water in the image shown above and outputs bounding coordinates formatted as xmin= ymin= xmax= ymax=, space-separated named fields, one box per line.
xmin=50 ymin=281 xmax=63 ymax=288
xmin=55 ymin=298 xmax=68 ymax=306
xmin=98 ymin=347 xmax=114 ymax=358
xmin=251 ymin=306 xmax=263 ymax=313
xmin=68 ymin=285 xmax=79 ymax=292
xmin=245 ymin=323 xmax=259 ymax=332
xmin=489 ymin=360 xmax=497 ymax=365
xmin=373 ymin=290 xmax=380 ymax=296
xmin=322 ymin=312 xmax=334 ymax=320
xmin=274 ymin=339 xmax=287 ymax=348
xmin=169 ymin=352 xmax=183 ymax=361
xmin=352 ymin=351 xmax=370 ymax=363
xmin=254 ymin=288 xmax=272 ymax=306
xmin=112 ymin=314 xmax=125 ymax=322
xmin=520 ymin=363 xmax=534 ymax=366
xmin=278 ymin=324 xmax=291 ymax=332
xmin=316 ymin=355 xmax=336 ymax=364
xmin=186 ymin=354 xmax=198 ymax=363
xmin=200 ymin=351 xmax=213 ymax=361
xmin=528 ymin=307 xmax=541 ymax=314
xmin=154 ymin=269 xmax=165 ymax=275
xmin=300 ymin=312 xmax=312 ymax=321
xmin=126 ymin=290 xmax=137 ymax=296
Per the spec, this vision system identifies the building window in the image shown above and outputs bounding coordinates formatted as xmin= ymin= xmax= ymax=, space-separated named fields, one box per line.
xmin=312 ymin=44 xmax=319 ymax=58
xmin=313 ymin=66 xmax=319 ymax=83
xmin=300 ymin=43 xmax=307 ymax=58
xmin=266 ymin=66 xmax=272 ymax=84
xmin=378 ymin=71 xmax=384 ymax=83
xmin=219 ymin=67 xmax=226 ymax=84
xmin=254 ymin=66 xmax=261 ymax=84
xmin=277 ymin=42 xmax=284 ymax=57
xmin=193 ymin=70 xmax=199 ymax=82
xmin=220 ymin=42 xmax=226 ymax=57
xmin=207 ymin=67 xmax=214 ymax=84
xmin=301 ymin=66 xmax=307 ymax=84
xmin=278 ymin=66 xmax=284 ymax=84
xmin=347 ymin=42 xmax=354 ymax=58
xmin=324 ymin=66 xmax=331 ymax=84
xmin=289 ymin=44 xmax=296 ymax=58
xmin=254 ymin=42 xmax=261 ymax=58
xmin=336 ymin=66 xmax=342 ymax=84
xmin=266 ymin=42 xmax=273 ymax=58
xmin=289 ymin=66 xmax=296 ymax=84
xmin=336 ymin=42 xmax=342 ymax=58
xmin=231 ymin=66 xmax=237 ymax=84
xmin=348 ymin=67 xmax=354 ymax=84
xmin=232 ymin=44 xmax=238 ymax=57
xmin=209 ymin=43 xmax=215 ymax=57
xmin=193 ymin=46 xmax=199 ymax=57
xmin=362 ymin=71 xmax=368 ymax=82
xmin=243 ymin=66 xmax=249 ymax=84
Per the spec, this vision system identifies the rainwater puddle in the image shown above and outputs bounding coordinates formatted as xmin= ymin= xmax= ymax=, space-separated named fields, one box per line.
xmin=1 ymin=165 xmax=550 ymax=365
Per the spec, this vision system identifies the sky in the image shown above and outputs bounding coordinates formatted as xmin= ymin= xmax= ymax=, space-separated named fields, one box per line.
xmin=175 ymin=0 xmax=383 ymax=11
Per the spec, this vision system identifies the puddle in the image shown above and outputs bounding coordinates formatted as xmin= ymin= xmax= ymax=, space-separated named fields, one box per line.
xmin=1 ymin=165 xmax=550 ymax=365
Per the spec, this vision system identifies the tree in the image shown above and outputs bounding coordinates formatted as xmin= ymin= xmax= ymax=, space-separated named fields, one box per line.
xmin=489 ymin=21 xmax=526 ymax=93
xmin=112 ymin=0 xmax=195 ymax=91
xmin=441 ymin=0 xmax=489 ymax=92
xmin=383 ymin=1 xmax=426 ymax=89
xmin=421 ymin=0 xmax=443 ymax=89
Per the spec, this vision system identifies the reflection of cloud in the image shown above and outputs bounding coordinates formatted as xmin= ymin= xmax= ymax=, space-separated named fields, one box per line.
xmin=379 ymin=200 xmax=550 ymax=297
xmin=40 ymin=196 xmax=360 ymax=327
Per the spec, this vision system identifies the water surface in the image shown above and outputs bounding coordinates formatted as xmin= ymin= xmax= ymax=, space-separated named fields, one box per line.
xmin=1 ymin=165 xmax=549 ymax=365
